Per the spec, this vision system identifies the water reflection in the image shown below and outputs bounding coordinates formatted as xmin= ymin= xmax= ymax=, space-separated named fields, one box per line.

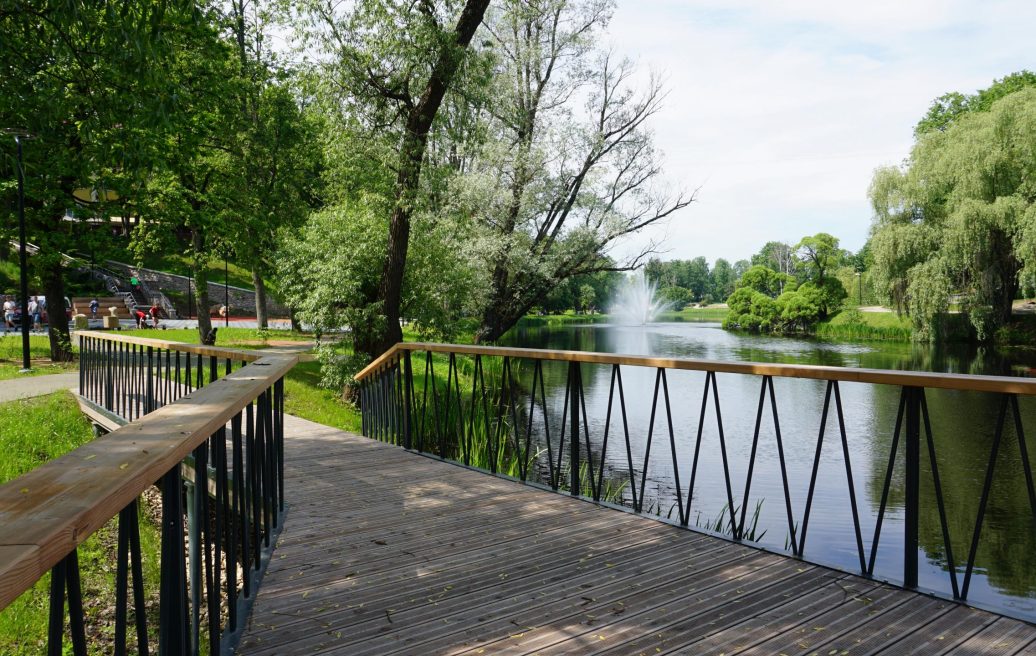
xmin=501 ymin=321 xmax=1036 ymax=619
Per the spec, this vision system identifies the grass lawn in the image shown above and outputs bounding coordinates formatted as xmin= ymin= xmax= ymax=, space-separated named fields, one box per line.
xmin=816 ymin=309 xmax=913 ymax=341
xmin=0 ymin=392 xmax=162 ymax=654
xmin=115 ymin=326 xmax=313 ymax=347
xmin=0 ymin=334 xmax=78 ymax=380
xmin=116 ymin=327 xmax=363 ymax=431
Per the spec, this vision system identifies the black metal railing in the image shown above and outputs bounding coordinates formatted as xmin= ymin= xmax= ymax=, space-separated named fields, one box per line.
xmin=355 ymin=342 xmax=1036 ymax=618
xmin=0 ymin=334 xmax=295 ymax=656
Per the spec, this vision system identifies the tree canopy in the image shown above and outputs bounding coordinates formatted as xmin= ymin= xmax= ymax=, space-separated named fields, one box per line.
xmin=870 ymin=83 xmax=1036 ymax=339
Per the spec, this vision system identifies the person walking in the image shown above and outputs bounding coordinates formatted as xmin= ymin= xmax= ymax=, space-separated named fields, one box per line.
xmin=89 ymin=298 xmax=99 ymax=319
xmin=27 ymin=297 xmax=38 ymax=333
xmin=149 ymin=303 xmax=160 ymax=329
xmin=2 ymin=296 xmax=12 ymax=334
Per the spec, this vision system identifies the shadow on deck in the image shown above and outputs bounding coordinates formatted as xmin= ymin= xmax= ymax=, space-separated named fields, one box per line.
xmin=238 ymin=415 xmax=1036 ymax=655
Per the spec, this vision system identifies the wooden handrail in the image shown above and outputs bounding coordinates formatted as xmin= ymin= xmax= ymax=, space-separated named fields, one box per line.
xmin=74 ymin=330 xmax=265 ymax=361
xmin=354 ymin=342 xmax=1036 ymax=396
xmin=0 ymin=351 xmax=297 ymax=611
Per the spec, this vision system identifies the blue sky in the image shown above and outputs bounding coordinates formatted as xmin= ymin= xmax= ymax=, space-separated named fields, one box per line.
xmin=604 ymin=0 xmax=1036 ymax=265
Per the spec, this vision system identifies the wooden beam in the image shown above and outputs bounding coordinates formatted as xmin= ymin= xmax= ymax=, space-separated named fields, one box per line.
xmin=74 ymin=331 xmax=264 ymax=362
xmin=0 ymin=353 xmax=296 ymax=611
xmin=354 ymin=341 xmax=1036 ymax=396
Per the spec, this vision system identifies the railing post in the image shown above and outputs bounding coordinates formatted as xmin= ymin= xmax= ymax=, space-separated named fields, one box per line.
xmin=146 ymin=346 xmax=154 ymax=415
xmin=403 ymin=351 xmax=413 ymax=449
xmin=159 ymin=466 xmax=187 ymax=654
xmin=105 ymin=339 xmax=114 ymax=412
xmin=569 ymin=361 xmax=580 ymax=497
xmin=904 ymin=386 xmax=921 ymax=589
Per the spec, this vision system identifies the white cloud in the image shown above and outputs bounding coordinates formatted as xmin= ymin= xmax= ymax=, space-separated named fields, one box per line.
xmin=603 ymin=0 xmax=1036 ymax=265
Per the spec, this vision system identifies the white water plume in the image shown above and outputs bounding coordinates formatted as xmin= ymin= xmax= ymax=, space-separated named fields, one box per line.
xmin=608 ymin=272 xmax=671 ymax=325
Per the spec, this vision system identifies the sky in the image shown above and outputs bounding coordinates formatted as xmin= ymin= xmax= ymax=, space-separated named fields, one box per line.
xmin=602 ymin=0 xmax=1036 ymax=266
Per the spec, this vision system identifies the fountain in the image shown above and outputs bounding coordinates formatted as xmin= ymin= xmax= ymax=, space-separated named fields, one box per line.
xmin=608 ymin=272 xmax=671 ymax=324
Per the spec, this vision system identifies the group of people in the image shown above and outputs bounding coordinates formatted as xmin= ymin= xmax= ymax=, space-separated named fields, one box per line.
xmin=133 ymin=303 xmax=161 ymax=329
xmin=2 ymin=295 xmax=46 ymax=333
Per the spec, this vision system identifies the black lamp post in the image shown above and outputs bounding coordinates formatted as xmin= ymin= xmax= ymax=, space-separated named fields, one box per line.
xmin=224 ymin=253 xmax=229 ymax=328
xmin=5 ymin=128 xmax=32 ymax=372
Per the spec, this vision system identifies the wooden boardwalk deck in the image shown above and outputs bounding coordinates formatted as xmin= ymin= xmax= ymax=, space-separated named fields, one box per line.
xmin=237 ymin=415 xmax=1036 ymax=655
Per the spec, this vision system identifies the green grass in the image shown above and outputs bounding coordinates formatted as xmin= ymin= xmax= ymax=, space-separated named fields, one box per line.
xmin=0 ymin=392 xmax=162 ymax=655
xmin=661 ymin=306 xmax=730 ymax=322
xmin=115 ymin=327 xmax=312 ymax=347
xmin=516 ymin=313 xmax=610 ymax=328
xmin=815 ymin=309 xmax=913 ymax=341
xmin=0 ymin=334 xmax=78 ymax=379
xmin=284 ymin=360 xmax=362 ymax=432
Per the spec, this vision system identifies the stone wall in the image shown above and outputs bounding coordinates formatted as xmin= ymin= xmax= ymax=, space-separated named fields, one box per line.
xmin=107 ymin=261 xmax=289 ymax=317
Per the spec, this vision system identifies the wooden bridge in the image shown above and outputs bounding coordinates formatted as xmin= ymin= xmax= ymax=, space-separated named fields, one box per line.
xmin=2 ymin=334 xmax=1036 ymax=655
xmin=236 ymin=414 xmax=1036 ymax=655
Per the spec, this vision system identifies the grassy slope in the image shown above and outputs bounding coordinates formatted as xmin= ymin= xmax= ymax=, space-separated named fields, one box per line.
xmin=815 ymin=310 xmax=914 ymax=341
xmin=0 ymin=392 xmax=162 ymax=654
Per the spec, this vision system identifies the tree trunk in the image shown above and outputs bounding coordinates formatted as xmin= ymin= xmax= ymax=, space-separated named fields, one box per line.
xmin=252 ymin=265 xmax=268 ymax=329
xmin=43 ymin=261 xmax=74 ymax=362
xmin=191 ymin=231 xmax=214 ymax=345
xmin=360 ymin=0 xmax=491 ymax=363
xmin=288 ymin=306 xmax=301 ymax=332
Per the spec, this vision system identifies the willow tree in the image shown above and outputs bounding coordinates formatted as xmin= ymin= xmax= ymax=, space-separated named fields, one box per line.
xmin=455 ymin=0 xmax=690 ymax=343
xmin=869 ymin=85 xmax=1036 ymax=339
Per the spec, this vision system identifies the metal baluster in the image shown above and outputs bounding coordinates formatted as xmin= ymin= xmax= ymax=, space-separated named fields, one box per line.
xmin=920 ymin=391 xmax=959 ymax=598
xmin=799 ymin=380 xmax=834 ymax=555
xmin=159 ymin=466 xmax=188 ymax=655
xmin=833 ymin=381 xmax=867 ymax=574
xmin=869 ymin=388 xmax=906 ymax=575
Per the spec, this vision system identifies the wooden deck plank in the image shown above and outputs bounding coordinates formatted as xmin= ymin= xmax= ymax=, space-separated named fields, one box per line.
xmin=237 ymin=414 xmax=1036 ymax=655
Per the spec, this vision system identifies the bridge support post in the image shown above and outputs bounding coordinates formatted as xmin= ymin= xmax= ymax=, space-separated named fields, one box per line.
xmin=904 ymin=386 xmax=921 ymax=589
xmin=403 ymin=352 xmax=413 ymax=450
xmin=569 ymin=361 xmax=580 ymax=497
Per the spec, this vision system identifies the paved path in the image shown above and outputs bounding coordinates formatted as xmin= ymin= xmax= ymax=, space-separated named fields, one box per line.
xmin=0 ymin=372 xmax=79 ymax=403
xmin=238 ymin=415 xmax=1036 ymax=656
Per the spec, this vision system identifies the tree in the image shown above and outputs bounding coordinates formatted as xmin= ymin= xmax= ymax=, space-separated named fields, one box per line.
xmin=735 ymin=265 xmax=789 ymax=298
xmin=795 ymin=233 xmax=841 ymax=283
xmin=870 ymin=84 xmax=1036 ymax=339
xmin=454 ymin=0 xmax=690 ymax=343
xmin=0 ymin=1 xmax=196 ymax=359
xmin=578 ymin=284 xmax=596 ymax=313
xmin=751 ymin=241 xmax=797 ymax=279
xmin=915 ymin=70 xmax=1036 ymax=136
xmin=301 ymin=0 xmax=492 ymax=360
xmin=710 ymin=258 xmax=736 ymax=300
xmin=223 ymin=1 xmax=325 ymax=328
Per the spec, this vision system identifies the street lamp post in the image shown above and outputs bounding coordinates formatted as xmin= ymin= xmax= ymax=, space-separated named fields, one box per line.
xmin=224 ymin=253 xmax=229 ymax=328
xmin=6 ymin=129 xmax=32 ymax=372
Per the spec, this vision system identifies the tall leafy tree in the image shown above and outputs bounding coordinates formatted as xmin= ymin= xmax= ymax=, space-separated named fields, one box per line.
xmin=455 ymin=0 xmax=691 ymax=342
xmin=795 ymin=233 xmax=841 ymax=284
xmin=300 ymin=0 xmax=492 ymax=360
xmin=870 ymin=84 xmax=1036 ymax=339
xmin=223 ymin=1 xmax=324 ymax=327
xmin=0 ymin=1 xmax=196 ymax=359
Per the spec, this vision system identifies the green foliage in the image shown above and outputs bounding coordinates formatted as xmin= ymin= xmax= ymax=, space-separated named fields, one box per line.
xmin=658 ymin=286 xmax=691 ymax=309
xmin=280 ymin=200 xmax=482 ymax=349
xmin=870 ymin=82 xmax=1036 ymax=340
xmin=725 ymin=273 xmax=846 ymax=333
xmin=915 ymin=70 xmax=1036 ymax=136
xmin=735 ymin=265 xmax=789 ymax=298
xmin=795 ymin=232 xmax=844 ymax=283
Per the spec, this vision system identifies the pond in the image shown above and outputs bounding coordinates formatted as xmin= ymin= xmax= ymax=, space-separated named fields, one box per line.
xmin=499 ymin=319 xmax=1036 ymax=620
